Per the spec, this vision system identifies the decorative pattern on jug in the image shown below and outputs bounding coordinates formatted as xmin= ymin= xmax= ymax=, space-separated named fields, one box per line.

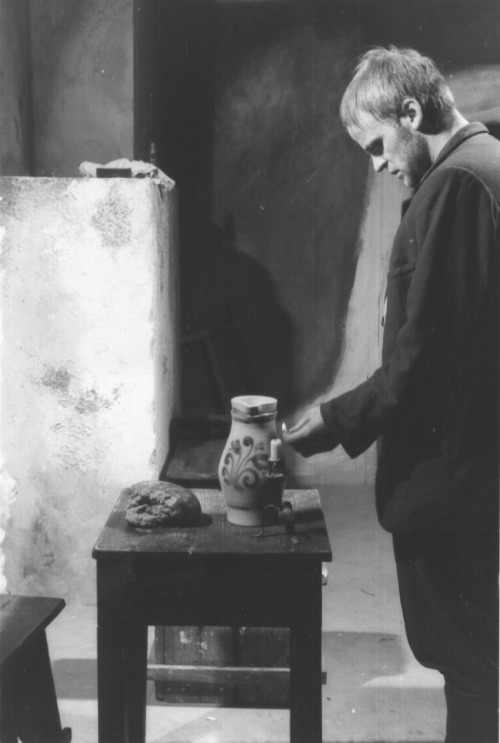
xmin=219 ymin=436 xmax=268 ymax=491
xmin=219 ymin=395 xmax=284 ymax=526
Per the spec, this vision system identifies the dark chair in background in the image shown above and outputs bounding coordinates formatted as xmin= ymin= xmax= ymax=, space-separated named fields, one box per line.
xmin=0 ymin=595 xmax=71 ymax=743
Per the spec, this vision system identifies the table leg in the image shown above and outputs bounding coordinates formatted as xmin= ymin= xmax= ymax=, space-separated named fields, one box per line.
xmin=97 ymin=622 xmax=148 ymax=743
xmin=290 ymin=622 xmax=323 ymax=743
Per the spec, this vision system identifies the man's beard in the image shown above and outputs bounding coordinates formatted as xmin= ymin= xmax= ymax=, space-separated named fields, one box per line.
xmin=400 ymin=127 xmax=432 ymax=189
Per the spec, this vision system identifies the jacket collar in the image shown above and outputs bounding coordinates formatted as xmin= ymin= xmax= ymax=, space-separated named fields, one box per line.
xmin=419 ymin=122 xmax=489 ymax=187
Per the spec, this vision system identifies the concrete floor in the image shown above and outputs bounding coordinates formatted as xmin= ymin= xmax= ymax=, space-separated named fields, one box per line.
xmin=46 ymin=484 xmax=446 ymax=743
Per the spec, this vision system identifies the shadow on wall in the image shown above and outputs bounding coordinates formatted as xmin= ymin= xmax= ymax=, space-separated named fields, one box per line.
xmin=160 ymin=13 xmax=368 ymax=418
xmin=180 ymin=216 xmax=295 ymax=417
xmin=212 ymin=23 xmax=367 ymax=411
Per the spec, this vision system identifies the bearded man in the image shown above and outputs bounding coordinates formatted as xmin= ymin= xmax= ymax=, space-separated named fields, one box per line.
xmin=286 ymin=46 xmax=499 ymax=743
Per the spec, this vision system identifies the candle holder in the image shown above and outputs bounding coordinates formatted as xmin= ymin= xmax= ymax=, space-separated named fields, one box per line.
xmin=253 ymin=491 xmax=298 ymax=545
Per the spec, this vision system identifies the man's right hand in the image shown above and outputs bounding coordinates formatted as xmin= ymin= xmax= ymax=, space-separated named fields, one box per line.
xmin=283 ymin=405 xmax=340 ymax=457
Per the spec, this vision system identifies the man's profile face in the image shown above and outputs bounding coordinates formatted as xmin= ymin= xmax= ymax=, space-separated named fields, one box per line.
xmin=348 ymin=111 xmax=432 ymax=189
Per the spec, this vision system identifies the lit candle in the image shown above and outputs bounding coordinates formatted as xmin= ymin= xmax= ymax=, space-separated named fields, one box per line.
xmin=269 ymin=438 xmax=282 ymax=462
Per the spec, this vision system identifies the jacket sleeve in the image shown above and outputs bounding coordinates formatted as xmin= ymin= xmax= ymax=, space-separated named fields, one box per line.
xmin=320 ymin=166 xmax=498 ymax=458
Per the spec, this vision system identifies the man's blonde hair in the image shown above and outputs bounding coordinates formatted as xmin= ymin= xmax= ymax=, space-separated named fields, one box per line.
xmin=340 ymin=46 xmax=456 ymax=134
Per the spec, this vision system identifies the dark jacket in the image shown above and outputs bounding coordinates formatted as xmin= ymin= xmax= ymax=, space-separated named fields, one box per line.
xmin=321 ymin=123 xmax=500 ymax=532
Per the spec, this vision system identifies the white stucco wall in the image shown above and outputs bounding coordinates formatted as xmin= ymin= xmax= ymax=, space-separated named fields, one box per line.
xmin=0 ymin=177 xmax=178 ymax=602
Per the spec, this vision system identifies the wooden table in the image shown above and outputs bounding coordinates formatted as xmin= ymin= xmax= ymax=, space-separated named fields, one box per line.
xmin=92 ymin=488 xmax=332 ymax=743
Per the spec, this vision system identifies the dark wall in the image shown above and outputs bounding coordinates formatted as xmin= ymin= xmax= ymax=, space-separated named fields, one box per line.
xmin=153 ymin=1 xmax=368 ymax=416
xmin=0 ymin=0 xmax=135 ymax=178
xmin=374 ymin=0 xmax=499 ymax=69
xmin=151 ymin=0 xmax=499 ymax=418
xmin=0 ymin=0 xmax=33 ymax=174
xmin=29 ymin=0 xmax=134 ymax=176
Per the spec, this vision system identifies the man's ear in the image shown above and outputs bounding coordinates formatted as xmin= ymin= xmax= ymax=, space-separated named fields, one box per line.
xmin=400 ymin=98 xmax=423 ymax=131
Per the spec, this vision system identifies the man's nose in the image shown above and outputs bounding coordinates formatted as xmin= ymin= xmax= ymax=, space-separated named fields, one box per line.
xmin=371 ymin=155 xmax=387 ymax=173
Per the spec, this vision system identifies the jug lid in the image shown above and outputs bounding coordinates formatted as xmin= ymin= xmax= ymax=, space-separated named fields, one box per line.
xmin=231 ymin=395 xmax=277 ymax=416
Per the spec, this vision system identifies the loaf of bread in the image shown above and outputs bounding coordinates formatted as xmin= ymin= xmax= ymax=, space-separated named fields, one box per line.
xmin=124 ymin=480 xmax=202 ymax=527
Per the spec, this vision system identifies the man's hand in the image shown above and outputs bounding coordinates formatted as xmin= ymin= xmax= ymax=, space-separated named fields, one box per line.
xmin=283 ymin=405 xmax=340 ymax=457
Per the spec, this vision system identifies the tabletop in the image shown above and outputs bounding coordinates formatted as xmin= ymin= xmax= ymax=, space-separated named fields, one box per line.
xmin=92 ymin=488 xmax=332 ymax=563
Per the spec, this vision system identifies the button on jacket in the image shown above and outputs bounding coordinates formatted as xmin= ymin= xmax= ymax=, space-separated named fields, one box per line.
xmin=321 ymin=123 xmax=500 ymax=532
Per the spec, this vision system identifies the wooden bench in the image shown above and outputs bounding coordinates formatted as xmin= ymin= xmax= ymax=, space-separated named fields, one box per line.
xmin=0 ymin=595 xmax=71 ymax=743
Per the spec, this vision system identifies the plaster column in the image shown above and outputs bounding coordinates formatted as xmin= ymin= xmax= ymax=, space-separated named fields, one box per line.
xmin=0 ymin=176 xmax=179 ymax=601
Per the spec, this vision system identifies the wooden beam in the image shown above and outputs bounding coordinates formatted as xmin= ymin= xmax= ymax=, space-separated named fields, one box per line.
xmin=147 ymin=663 xmax=327 ymax=686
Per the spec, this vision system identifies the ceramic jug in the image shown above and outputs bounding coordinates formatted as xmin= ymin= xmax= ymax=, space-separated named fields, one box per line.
xmin=218 ymin=395 xmax=285 ymax=526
